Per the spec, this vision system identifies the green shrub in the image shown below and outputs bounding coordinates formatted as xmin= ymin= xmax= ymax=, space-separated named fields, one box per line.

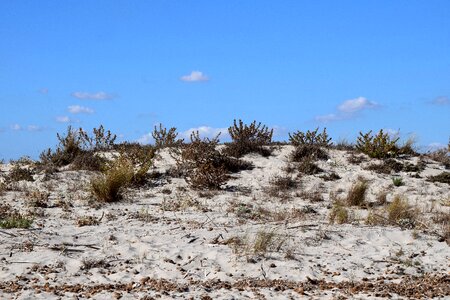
xmin=356 ymin=129 xmax=399 ymax=159
xmin=225 ymin=119 xmax=273 ymax=157
xmin=288 ymin=127 xmax=331 ymax=147
xmin=90 ymin=157 xmax=134 ymax=202
xmin=0 ymin=215 xmax=33 ymax=229
xmin=152 ymin=124 xmax=184 ymax=148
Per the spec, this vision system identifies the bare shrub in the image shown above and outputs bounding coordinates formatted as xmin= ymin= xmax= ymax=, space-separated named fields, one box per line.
xmin=152 ymin=124 xmax=184 ymax=148
xmin=356 ymin=129 xmax=399 ymax=159
xmin=90 ymin=157 xmax=134 ymax=202
xmin=297 ymin=158 xmax=323 ymax=175
xmin=320 ymin=172 xmax=341 ymax=181
xmin=79 ymin=125 xmax=117 ymax=151
xmin=225 ymin=119 xmax=273 ymax=158
xmin=25 ymin=190 xmax=50 ymax=208
xmin=288 ymin=127 xmax=331 ymax=147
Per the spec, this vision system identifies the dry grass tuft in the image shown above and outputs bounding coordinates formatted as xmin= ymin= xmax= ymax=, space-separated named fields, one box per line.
xmin=346 ymin=179 xmax=368 ymax=207
xmin=386 ymin=196 xmax=418 ymax=228
xmin=329 ymin=204 xmax=351 ymax=224
xmin=90 ymin=157 xmax=134 ymax=202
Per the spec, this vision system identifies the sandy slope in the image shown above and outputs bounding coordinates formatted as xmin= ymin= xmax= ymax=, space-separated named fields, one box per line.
xmin=0 ymin=146 xmax=449 ymax=299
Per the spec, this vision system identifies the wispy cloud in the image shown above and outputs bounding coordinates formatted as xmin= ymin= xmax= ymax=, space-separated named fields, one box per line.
xmin=180 ymin=71 xmax=209 ymax=82
xmin=316 ymin=97 xmax=378 ymax=122
xmin=68 ymin=105 xmax=94 ymax=114
xmin=56 ymin=116 xmax=79 ymax=123
xmin=10 ymin=124 xmax=45 ymax=132
xmin=431 ymin=96 xmax=449 ymax=106
xmin=39 ymin=88 xmax=49 ymax=94
xmin=71 ymin=91 xmax=114 ymax=100
xmin=10 ymin=124 xmax=22 ymax=131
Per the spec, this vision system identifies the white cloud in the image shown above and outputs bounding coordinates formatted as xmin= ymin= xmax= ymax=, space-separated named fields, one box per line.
xmin=71 ymin=91 xmax=114 ymax=100
xmin=431 ymin=96 xmax=449 ymax=106
xmin=137 ymin=133 xmax=153 ymax=144
xmin=337 ymin=97 xmax=378 ymax=113
xmin=314 ymin=113 xmax=343 ymax=122
xmin=68 ymin=105 xmax=94 ymax=114
xmin=39 ymin=88 xmax=49 ymax=94
xmin=181 ymin=126 xmax=228 ymax=140
xmin=316 ymin=97 xmax=378 ymax=123
xmin=10 ymin=124 xmax=21 ymax=131
xmin=180 ymin=71 xmax=209 ymax=82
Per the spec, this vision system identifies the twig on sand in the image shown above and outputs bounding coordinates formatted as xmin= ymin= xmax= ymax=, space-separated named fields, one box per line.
xmin=0 ymin=230 xmax=17 ymax=237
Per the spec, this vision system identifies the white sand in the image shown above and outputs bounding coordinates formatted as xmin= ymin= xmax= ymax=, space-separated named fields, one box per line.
xmin=0 ymin=146 xmax=449 ymax=299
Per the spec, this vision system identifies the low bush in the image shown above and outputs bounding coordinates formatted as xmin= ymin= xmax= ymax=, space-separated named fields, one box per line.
xmin=356 ymin=129 xmax=399 ymax=159
xmin=116 ymin=143 xmax=155 ymax=187
xmin=225 ymin=119 xmax=273 ymax=158
xmin=427 ymin=149 xmax=450 ymax=169
xmin=297 ymin=158 xmax=323 ymax=175
xmin=427 ymin=172 xmax=450 ymax=185
xmin=40 ymin=125 xmax=117 ymax=170
xmin=90 ymin=157 xmax=134 ymax=202
xmin=290 ymin=144 xmax=329 ymax=162
xmin=6 ymin=165 xmax=34 ymax=182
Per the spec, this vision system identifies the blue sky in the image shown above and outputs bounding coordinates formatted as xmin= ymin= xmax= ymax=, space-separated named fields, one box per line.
xmin=1 ymin=1 xmax=449 ymax=160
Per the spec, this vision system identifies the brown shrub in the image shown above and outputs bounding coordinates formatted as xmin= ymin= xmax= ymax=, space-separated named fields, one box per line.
xmin=288 ymin=127 xmax=332 ymax=147
xmin=428 ymin=172 xmax=450 ymax=185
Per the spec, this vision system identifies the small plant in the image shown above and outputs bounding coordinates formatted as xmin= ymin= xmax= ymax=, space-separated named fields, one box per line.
xmin=152 ymin=124 xmax=184 ymax=148
xmin=77 ymin=215 xmax=100 ymax=227
xmin=392 ymin=177 xmax=404 ymax=187
xmin=253 ymin=229 xmax=285 ymax=256
xmin=0 ymin=214 xmax=33 ymax=229
xmin=329 ymin=204 xmax=350 ymax=224
xmin=356 ymin=129 xmax=399 ymax=159
xmin=346 ymin=179 xmax=368 ymax=206
xmin=288 ymin=127 xmax=332 ymax=147
xmin=90 ymin=157 xmax=134 ymax=202
xmin=225 ymin=119 xmax=273 ymax=157
xmin=26 ymin=190 xmax=50 ymax=208
xmin=267 ymin=175 xmax=298 ymax=197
